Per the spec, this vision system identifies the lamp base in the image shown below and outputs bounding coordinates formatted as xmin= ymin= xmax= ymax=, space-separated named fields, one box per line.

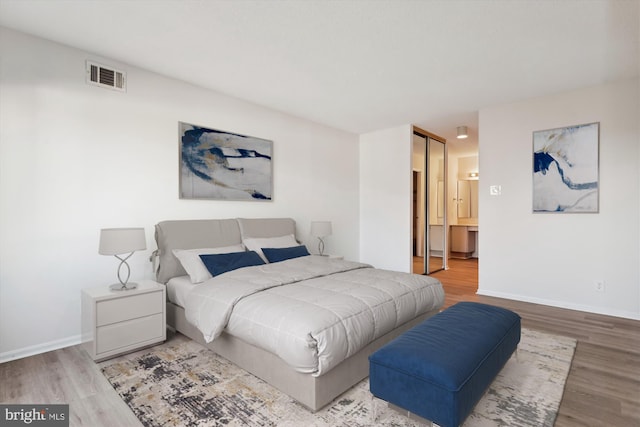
xmin=110 ymin=282 xmax=138 ymax=291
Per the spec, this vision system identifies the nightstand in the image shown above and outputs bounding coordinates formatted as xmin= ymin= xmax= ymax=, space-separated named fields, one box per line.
xmin=81 ymin=280 xmax=166 ymax=361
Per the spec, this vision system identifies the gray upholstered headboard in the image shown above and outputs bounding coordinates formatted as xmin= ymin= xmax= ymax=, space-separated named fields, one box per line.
xmin=154 ymin=217 xmax=296 ymax=283
xmin=237 ymin=217 xmax=295 ymax=239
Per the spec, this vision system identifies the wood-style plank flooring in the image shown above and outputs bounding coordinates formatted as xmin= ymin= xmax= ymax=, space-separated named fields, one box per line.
xmin=430 ymin=258 xmax=640 ymax=427
xmin=1 ymin=258 xmax=638 ymax=426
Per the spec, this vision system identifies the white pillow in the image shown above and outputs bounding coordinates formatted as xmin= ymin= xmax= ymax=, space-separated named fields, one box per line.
xmin=242 ymin=234 xmax=298 ymax=263
xmin=172 ymin=244 xmax=245 ymax=283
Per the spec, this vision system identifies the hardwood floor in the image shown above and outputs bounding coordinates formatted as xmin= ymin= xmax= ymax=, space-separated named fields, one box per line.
xmin=1 ymin=259 xmax=638 ymax=426
xmin=431 ymin=258 xmax=640 ymax=427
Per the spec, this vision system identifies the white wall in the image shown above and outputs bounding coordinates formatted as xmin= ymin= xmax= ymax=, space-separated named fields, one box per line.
xmin=478 ymin=78 xmax=640 ymax=319
xmin=360 ymin=125 xmax=412 ymax=272
xmin=0 ymin=28 xmax=360 ymax=361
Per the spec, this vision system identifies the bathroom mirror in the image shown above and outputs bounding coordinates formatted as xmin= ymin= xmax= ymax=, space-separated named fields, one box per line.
xmin=457 ymin=179 xmax=478 ymax=219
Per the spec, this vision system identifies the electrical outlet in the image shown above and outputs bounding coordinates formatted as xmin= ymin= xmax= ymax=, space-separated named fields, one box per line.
xmin=489 ymin=185 xmax=502 ymax=196
xmin=595 ymin=281 xmax=605 ymax=292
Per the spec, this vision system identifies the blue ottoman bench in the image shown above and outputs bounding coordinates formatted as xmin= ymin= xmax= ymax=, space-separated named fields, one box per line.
xmin=369 ymin=302 xmax=521 ymax=427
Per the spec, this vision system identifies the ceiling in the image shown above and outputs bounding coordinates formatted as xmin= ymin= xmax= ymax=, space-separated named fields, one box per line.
xmin=1 ymin=0 xmax=638 ymax=155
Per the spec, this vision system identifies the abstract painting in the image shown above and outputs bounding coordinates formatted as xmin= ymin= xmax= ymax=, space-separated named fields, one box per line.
xmin=533 ymin=122 xmax=599 ymax=213
xmin=179 ymin=122 xmax=272 ymax=201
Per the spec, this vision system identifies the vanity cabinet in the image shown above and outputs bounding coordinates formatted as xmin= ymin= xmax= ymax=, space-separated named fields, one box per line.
xmin=450 ymin=225 xmax=477 ymax=259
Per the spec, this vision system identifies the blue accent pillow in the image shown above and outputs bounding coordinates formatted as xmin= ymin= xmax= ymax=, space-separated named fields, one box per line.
xmin=262 ymin=245 xmax=310 ymax=263
xmin=199 ymin=251 xmax=265 ymax=276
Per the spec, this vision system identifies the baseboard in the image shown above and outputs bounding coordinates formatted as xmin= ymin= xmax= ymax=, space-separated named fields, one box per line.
xmin=0 ymin=334 xmax=81 ymax=364
xmin=476 ymin=289 xmax=640 ymax=321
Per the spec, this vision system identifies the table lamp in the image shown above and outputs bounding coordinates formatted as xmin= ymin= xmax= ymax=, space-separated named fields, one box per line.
xmin=310 ymin=221 xmax=332 ymax=256
xmin=99 ymin=227 xmax=146 ymax=291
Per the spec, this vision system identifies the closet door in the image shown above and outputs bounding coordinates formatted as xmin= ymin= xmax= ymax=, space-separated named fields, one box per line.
xmin=426 ymin=137 xmax=447 ymax=273
xmin=412 ymin=131 xmax=447 ymax=275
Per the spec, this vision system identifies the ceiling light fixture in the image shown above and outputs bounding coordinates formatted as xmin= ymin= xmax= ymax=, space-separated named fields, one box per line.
xmin=457 ymin=126 xmax=468 ymax=139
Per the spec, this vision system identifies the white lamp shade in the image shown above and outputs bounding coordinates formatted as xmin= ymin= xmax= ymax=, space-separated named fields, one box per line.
xmin=310 ymin=221 xmax=332 ymax=238
xmin=99 ymin=227 xmax=146 ymax=255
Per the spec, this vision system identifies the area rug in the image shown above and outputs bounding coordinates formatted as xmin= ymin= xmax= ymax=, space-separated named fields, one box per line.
xmin=102 ymin=328 xmax=576 ymax=427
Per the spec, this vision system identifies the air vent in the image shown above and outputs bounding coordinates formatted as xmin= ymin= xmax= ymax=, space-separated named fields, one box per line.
xmin=86 ymin=61 xmax=126 ymax=92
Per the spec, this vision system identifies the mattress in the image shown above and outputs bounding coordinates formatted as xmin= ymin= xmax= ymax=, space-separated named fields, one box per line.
xmin=166 ymin=275 xmax=193 ymax=308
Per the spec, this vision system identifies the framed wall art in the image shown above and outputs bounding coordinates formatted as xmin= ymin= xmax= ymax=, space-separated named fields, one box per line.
xmin=532 ymin=122 xmax=599 ymax=213
xmin=179 ymin=122 xmax=273 ymax=201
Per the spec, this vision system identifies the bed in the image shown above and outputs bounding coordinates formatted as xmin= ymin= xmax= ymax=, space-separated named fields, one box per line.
xmin=154 ymin=217 xmax=445 ymax=411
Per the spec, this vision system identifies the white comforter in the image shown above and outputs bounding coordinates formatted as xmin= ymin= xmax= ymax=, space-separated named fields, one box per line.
xmin=185 ymin=256 xmax=444 ymax=376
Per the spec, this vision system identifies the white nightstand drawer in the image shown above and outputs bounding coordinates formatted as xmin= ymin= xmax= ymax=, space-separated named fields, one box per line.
xmin=96 ymin=313 xmax=164 ymax=355
xmin=96 ymin=291 xmax=163 ymax=326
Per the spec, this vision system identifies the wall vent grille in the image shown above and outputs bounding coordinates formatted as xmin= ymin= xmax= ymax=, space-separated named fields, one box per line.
xmin=86 ymin=61 xmax=126 ymax=92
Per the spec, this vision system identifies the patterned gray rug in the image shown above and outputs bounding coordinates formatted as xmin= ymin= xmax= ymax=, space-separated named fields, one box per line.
xmin=102 ymin=328 xmax=576 ymax=427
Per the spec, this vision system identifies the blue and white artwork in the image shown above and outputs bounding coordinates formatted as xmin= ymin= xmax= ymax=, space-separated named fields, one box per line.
xmin=533 ymin=122 xmax=599 ymax=213
xmin=179 ymin=122 xmax=272 ymax=201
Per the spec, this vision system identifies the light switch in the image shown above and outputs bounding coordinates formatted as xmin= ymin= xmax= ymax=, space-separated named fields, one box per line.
xmin=489 ymin=185 xmax=502 ymax=196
